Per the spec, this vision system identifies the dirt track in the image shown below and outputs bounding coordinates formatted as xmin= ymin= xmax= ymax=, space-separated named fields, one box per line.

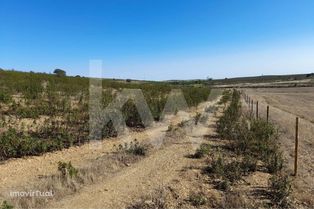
xmin=0 ymin=98 xmax=220 ymax=209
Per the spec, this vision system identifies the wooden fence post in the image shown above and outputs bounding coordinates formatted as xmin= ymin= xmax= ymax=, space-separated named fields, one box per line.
xmin=294 ymin=117 xmax=299 ymax=176
xmin=251 ymin=100 xmax=253 ymax=115
xmin=256 ymin=101 xmax=259 ymax=119
xmin=266 ymin=105 xmax=269 ymax=123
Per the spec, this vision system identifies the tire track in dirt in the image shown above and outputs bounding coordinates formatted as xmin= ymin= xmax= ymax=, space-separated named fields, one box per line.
xmin=50 ymin=141 xmax=193 ymax=209
xmin=47 ymin=100 xmax=219 ymax=209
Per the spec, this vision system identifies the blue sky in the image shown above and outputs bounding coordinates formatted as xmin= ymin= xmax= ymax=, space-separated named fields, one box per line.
xmin=1 ymin=0 xmax=314 ymax=80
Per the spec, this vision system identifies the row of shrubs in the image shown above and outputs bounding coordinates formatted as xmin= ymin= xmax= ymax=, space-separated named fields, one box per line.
xmin=216 ymin=90 xmax=283 ymax=173
xmin=0 ymin=128 xmax=66 ymax=160
xmin=213 ymin=89 xmax=291 ymax=208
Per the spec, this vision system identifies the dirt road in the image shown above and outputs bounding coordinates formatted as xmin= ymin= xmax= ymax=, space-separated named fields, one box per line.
xmin=0 ymin=98 xmax=220 ymax=209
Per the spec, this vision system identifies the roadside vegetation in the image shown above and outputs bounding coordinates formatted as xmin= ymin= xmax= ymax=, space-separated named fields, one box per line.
xmin=212 ymin=89 xmax=291 ymax=208
xmin=114 ymin=139 xmax=148 ymax=156
xmin=0 ymin=201 xmax=13 ymax=209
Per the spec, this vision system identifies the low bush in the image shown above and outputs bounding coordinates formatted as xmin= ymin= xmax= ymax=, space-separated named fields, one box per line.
xmin=206 ymin=157 xmax=243 ymax=183
xmin=218 ymin=90 xmax=232 ymax=106
xmin=270 ymin=173 xmax=291 ymax=208
xmin=58 ymin=161 xmax=79 ymax=179
xmin=188 ymin=192 xmax=207 ymax=206
xmin=122 ymin=101 xmax=145 ymax=127
xmin=193 ymin=143 xmax=211 ymax=158
xmin=265 ymin=150 xmax=284 ymax=174
xmin=217 ymin=91 xmax=283 ymax=175
xmin=223 ymin=161 xmax=243 ymax=183
xmin=0 ymin=91 xmax=11 ymax=104
xmin=102 ymin=121 xmax=119 ymax=138
xmin=194 ymin=112 xmax=201 ymax=125
xmin=0 ymin=128 xmax=63 ymax=160
xmin=240 ymin=154 xmax=257 ymax=174
xmin=0 ymin=201 xmax=13 ymax=209
xmin=215 ymin=180 xmax=230 ymax=191
xmin=16 ymin=107 xmax=40 ymax=118
xmin=216 ymin=90 xmax=241 ymax=140
xmin=116 ymin=139 xmax=148 ymax=156
xmin=215 ymin=89 xmax=290 ymax=206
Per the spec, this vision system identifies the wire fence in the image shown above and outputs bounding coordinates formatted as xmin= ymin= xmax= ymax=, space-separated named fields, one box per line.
xmin=241 ymin=90 xmax=314 ymax=201
xmin=242 ymin=92 xmax=300 ymax=176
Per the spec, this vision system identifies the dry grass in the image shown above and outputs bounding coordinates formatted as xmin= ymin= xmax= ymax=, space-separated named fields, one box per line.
xmin=7 ymin=150 xmax=145 ymax=209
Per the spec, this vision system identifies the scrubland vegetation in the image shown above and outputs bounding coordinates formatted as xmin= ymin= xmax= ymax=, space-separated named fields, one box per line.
xmin=0 ymin=70 xmax=210 ymax=160
xmin=213 ymin=89 xmax=291 ymax=207
xmin=0 ymin=70 xmax=300 ymax=209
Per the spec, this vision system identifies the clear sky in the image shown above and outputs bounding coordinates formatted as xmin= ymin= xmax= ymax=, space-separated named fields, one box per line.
xmin=1 ymin=0 xmax=314 ymax=80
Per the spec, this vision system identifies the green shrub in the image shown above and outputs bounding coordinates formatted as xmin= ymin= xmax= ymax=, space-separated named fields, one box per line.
xmin=270 ymin=173 xmax=291 ymax=208
xmin=122 ymin=101 xmax=144 ymax=127
xmin=58 ymin=161 xmax=78 ymax=178
xmin=188 ymin=193 xmax=207 ymax=206
xmin=250 ymin=119 xmax=277 ymax=142
xmin=265 ymin=151 xmax=283 ymax=174
xmin=218 ymin=89 xmax=232 ymax=105
xmin=241 ymin=154 xmax=257 ymax=174
xmin=194 ymin=112 xmax=201 ymax=125
xmin=217 ymin=90 xmax=241 ymax=140
xmin=193 ymin=143 xmax=211 ymax=158
xmin=0 ymin=128 xmax=37 ymax=159
xmin=0 ymin=91 xmax=11 ymax=103
xmin=16 ymin=107 xmax=40 ymax=118
xmin=223 ymin=161 xmax=243 ymax=183
xmin=116 ymin=139 xmax=148 ymax=156
xmin=206 ymin=157 xmax=242 ymax=183
xmin=183 ymin=87 xmax=211 ymax=107
xmin=23 ymin=76 xmax=43 ymax=100
xmin=207 ymin=156 xmax=224 ymax=176
xmin=101 ymin=121 xmax=118 ymax=138
xmin=215 ymin=180 xmax=230 ymax=191
xmin=0 ymin=128 xmax=63 ymax=160
xmin=0 ymin=201 xmax=13 ymax=209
